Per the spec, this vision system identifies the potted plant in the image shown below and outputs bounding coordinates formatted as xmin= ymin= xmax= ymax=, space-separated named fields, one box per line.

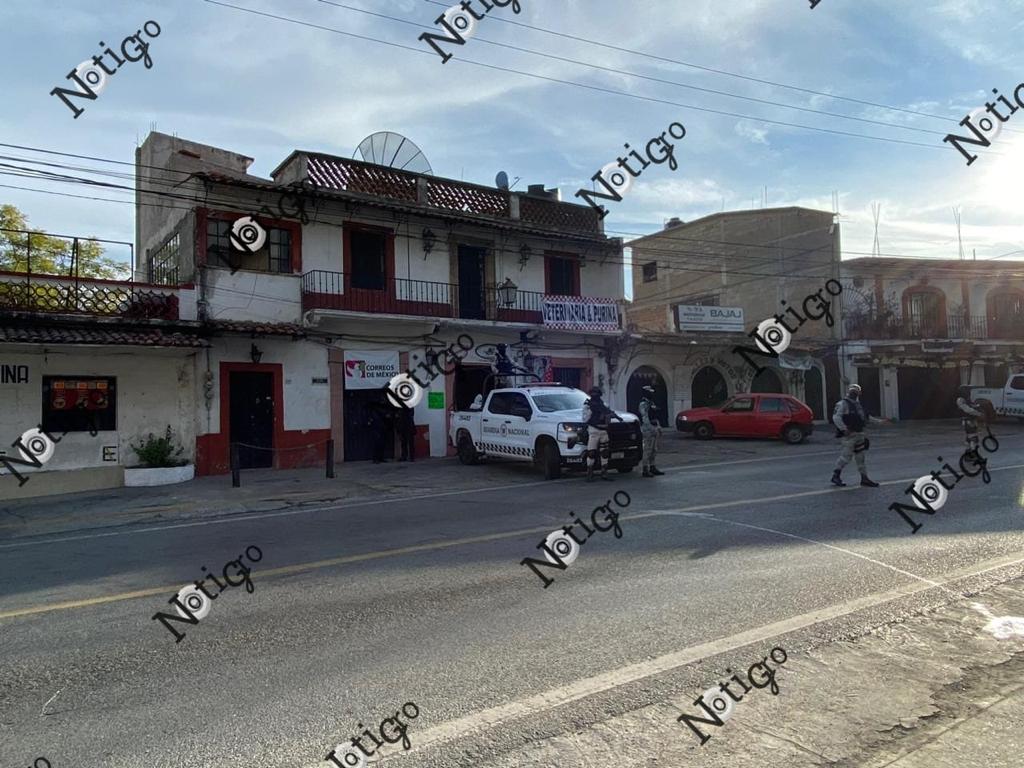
xmin=125 ymin=425 xmax=194 ymax=486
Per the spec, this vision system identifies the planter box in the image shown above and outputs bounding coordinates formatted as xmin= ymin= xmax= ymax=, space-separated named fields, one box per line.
xmin=124 ymin=464 xmax=195 ymax=487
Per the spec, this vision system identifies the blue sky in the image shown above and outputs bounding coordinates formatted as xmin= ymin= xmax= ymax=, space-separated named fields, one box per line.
xmin=2 ymin=0 xmax=1024 ymax=274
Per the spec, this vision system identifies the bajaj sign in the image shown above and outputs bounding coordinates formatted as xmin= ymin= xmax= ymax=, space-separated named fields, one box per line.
xmin=677 ymin=305 xmax=745 ymax=333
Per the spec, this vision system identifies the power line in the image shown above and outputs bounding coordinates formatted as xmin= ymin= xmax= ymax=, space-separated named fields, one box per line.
xmin=200 ymin=0 xmax=965 ymax=153
xmin=4 ymin=146 xmax=1022 ymax=279
xmin=419 ymin=0 xmax=1014 ymax=132
xmin=313 ymin=0 xmax=950 ymax=139
xmin=7 ymin=142 xmax=1019 ymax=265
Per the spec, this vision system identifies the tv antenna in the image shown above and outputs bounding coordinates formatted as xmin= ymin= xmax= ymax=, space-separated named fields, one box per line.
xmin=871 ymin=202 xmax=882 ymax=258
xmin=355 ymin=132 xmax=432 ymax=174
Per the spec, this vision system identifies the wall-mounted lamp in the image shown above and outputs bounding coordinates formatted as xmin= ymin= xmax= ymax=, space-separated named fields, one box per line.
xmin=422 ymin=228 xmax=437 ymax=259
xmin=518 ymin=244 xmax=532 ymax=271
xmin=250 ymin=343 xmax=263 ymax=364
xmin=497 ymin=277 xmax=519 ymax=308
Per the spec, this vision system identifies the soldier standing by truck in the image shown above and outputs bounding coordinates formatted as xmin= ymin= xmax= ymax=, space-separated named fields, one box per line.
xmin=582 ymin=386 xmax=622 ymax=483
xmin=638 ymin=385 xmax=664 ymax=478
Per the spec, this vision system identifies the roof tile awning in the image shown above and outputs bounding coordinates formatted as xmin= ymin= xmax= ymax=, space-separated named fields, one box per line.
xmin=0 ymin=324 xmax=207 ymax=348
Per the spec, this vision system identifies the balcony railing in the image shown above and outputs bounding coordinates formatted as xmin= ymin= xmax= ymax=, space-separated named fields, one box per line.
xmin=302 ymin=270 xmax=549 ymax=323
xmin=844 ymin=313 xmax=1002 ymax=341
xmin=303 ymin=155 xmax=604 ymax=235
xmin=0 ymin=271 xmax=180 ymax=320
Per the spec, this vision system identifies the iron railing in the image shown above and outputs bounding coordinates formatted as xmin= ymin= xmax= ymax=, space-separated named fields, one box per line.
xmin=845 ymin=313 xmax=995 ymax=340
xmin=302 ymin=270 xmax=552 ymax=323
xmin=0 ymin=272 xmax=180 ymax=320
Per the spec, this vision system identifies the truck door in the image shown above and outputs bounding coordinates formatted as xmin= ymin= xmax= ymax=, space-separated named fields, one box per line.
xmin=503 ymin=392 xmax=535 ymax=459
xmin=1005 ymin=375 xmax=1024 ymax=415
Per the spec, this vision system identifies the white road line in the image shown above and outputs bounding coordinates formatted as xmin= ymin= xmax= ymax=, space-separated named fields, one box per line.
xmin=344 ymin=551 xmax=1024 ymax=766
xmin=0 ymin=446 xmax=869 ymax=550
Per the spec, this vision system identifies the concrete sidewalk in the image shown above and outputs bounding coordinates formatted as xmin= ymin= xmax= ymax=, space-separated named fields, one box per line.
xmin=0 ymin=419 xmax=1010 ymax=541
xmin=453 ymin=575 xmax=1024 ymax=768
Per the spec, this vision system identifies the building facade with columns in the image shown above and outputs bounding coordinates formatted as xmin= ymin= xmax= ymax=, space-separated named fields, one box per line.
xmin=622 ymin=206 xmax=843 ymax=424
xmin=837 ymin=257 xmax=1024 ymax=420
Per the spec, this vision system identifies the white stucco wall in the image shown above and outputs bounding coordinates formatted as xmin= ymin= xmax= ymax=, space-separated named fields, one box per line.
xmin=193 ymin=337 xmax=329 ymax=439
xmin=205 ymin=270 xmax=302 ymax=324
xmin=0 ymin=349 xmax=196 ymax=489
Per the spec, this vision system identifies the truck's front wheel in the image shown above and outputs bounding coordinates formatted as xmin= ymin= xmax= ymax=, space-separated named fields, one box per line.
xmin=458 ymin=433 xmax=480 ymax=465
xmin=537 ymin=439 xmax=562 ymax=480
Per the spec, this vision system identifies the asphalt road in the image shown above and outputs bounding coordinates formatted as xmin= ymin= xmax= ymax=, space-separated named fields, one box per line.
xmin=2 ymin=424 xmax=1024 ymax=768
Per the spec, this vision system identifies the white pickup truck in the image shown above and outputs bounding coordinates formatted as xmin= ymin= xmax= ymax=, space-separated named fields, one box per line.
xmin=449 ymin=384 xmax=642 ymax=479
xmin=968 ymin=374 xmax=1024 ymax=419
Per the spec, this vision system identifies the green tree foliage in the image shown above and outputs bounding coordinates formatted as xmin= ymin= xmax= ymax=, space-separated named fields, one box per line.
xmin=0 ymin=204 xmax=129 ymax=279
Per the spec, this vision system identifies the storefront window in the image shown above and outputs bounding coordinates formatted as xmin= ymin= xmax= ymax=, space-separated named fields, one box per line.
xmin=42 ymin=376 xmax=116 ymax=433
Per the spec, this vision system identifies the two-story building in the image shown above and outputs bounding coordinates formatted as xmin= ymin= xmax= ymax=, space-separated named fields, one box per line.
xmin=838 ymin=257 xmax=1024 ymax=420
xmin=623 ymin=207 xmax=843 ymax=423
xmin=134 ymin=132 xmax=628 ymax=476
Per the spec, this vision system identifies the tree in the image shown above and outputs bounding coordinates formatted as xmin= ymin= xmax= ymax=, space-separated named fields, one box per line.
xmin=0 ymin=204 xmax=129 ymax=279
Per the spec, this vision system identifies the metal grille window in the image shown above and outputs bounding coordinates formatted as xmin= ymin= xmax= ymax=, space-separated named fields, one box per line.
xmin=689 ymin=294 xmax=720 ymax=306
xmin=207 ymin=219 xmax=292 ymax=274
xmin=148 ymin=233 xmax=180 ymax=285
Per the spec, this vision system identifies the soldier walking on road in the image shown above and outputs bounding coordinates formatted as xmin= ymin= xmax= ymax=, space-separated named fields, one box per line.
xmin=639 ymin=385 xmax=664 ymax=478
xmin=831 ymin=384 xmax=890 ymax=487
xmin=582 ymin=386 xmax=621 ymax=483
xmin=956 ymin=385 xmax=986 ymax=454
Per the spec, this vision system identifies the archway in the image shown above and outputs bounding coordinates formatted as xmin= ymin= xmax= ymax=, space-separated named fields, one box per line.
xmin=804 ymin=366 xmax=824 ymax=420
xmin=627 ymin=366 xmax=669 ymax=422
xmin=692 ymin=366 xmax=728 ymax=407
xmin=750 ymin=367 xmax=784 ymax=394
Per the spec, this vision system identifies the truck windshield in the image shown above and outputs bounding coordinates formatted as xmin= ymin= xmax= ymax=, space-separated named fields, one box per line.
xmin=532 ymin=391 xmax=589 ymax=412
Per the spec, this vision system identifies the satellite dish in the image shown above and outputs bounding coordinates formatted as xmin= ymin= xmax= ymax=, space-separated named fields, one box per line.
xmin=496 ymin=171 xmax=509 ymax=191
xmin=355 ymin=132 xmax=432 ymax=174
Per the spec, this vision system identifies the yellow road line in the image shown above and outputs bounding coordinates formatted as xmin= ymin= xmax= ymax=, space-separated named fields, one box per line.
xmin=3 ymin=462 xmax=1022 ymax=621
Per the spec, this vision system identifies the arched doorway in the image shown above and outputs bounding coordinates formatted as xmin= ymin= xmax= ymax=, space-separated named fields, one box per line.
xmin=750 ymin=367 xmax=783 ymax=394
xmin=805 ymin=366 xmax=824 ymax=420
xmin=627 ymin=366 xmax=669 ymax=422
xmin=692 ymin=366 xmax=728 ymax=407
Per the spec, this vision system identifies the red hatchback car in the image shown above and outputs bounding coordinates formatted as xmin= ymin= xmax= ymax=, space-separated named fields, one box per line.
xmin=676 ymin=393 xmax=814 ymax=444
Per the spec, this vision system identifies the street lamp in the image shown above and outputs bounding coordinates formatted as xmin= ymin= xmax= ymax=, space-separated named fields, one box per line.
xmin=497 ymin=277 xmax=518 ymax=308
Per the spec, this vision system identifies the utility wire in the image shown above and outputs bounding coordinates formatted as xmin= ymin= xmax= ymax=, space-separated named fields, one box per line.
xmin=313 ymin=0 xmax=950 ymax=138
xmin=199 ymin=0 xmax=966 ymax=153
xmin=419 ymin=0 xmax=1012 ymax=131
xmin=4 ymin=144 xmax=1017 ymax=265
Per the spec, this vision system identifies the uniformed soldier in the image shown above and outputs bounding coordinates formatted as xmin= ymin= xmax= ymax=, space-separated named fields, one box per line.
xmin=956 ymin=385 xmax=986 ymax=454
xmin=582 ymin=386 xmax=622 ymax=482
xmin=638 ymin=385 xmax=664 ymax=478
xmin=831 ymin=384 xmax=889 ymax=487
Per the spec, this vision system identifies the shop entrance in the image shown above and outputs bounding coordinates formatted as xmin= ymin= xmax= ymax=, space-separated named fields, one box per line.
xmin=229 ymin=371 xmax=274 ymax=469
xmin=692 ymin=366 xmax=728 ymax=407
xmin=344 ymin=388 xmax=395 ymax=461
xmin=627 ymin=366 xmax=668 ymax=421
xmin=454 ymin=364 xmax=491 ymax=410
